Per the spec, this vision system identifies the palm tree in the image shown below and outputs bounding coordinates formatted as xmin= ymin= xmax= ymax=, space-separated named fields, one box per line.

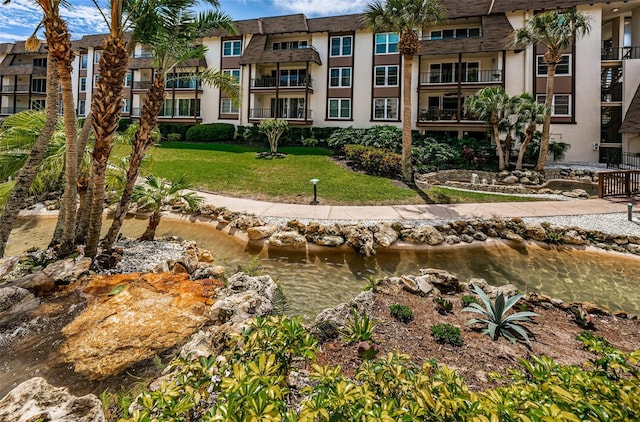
xmin=102 ymin=0 xmax=237 ymax=250
xmin=0 ymin=48 xmax=59 ymax=258
xmin=84 ymin=0 xmax=130 ymax=258
xmin=364 ymin=0 xmax=446 ymax=182
xmin=510 ymin=9 xmax=590 ymax=171
xmin=514 ymin=93 xmax=547 ymax=170
xmin=131 ymin=175 xmax=203 ymax=241
xmin=464 ymin=87 xmax=509 ymax=170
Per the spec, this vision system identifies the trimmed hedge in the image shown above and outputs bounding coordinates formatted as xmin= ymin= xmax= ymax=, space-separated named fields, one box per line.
xmin=344 ymin=144 xmax=402 ymax=179
xmin=185 ymin=123 xmax=236 ymax=143
xmin=157 ymin=123 xmax=195 ymax=141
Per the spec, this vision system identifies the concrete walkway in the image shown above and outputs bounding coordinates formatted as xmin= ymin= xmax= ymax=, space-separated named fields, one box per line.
xmin=198 ymin=191 xmax=639 ymax=221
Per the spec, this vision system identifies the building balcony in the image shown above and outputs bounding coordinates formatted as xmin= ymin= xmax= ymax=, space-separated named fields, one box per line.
xmin=250 ymin=77 xmax=313 ymax=90
xmin=601 ymin=46 xmax=640 ymax=61
xmin=249 ymin=108 xmax=313 ymax=121
xmin=420 ymin=69 xmax=503 ymax=85
xmin=132 ymin=81 xmax=154 ymax=90
xmin=0 ymin=107 xmax=29 ymax=114
xmin=0 ymin=85 xmax=34 ymax=93
xmin=418 ymin=108 xmax=481 ymax=123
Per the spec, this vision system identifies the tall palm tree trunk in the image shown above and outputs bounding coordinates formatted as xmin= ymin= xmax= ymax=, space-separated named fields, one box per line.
xmin=104 ymin=75 xmax=165 ymax=250
xmin=44 ymin=15 xmax=78 ymax=256
xmin=75 ymin=112 xmax=95 ymax=244
xmin=140 ymin=210 xmax=161 ymax=241
xmin=516 ymin=123 xmax=536 ymax=170
xmin=537 ymin=63 xmax=556 ymax=172
xmin=0 ymin=55 xmax=59 ymax=258
xmin=492 ymin=115 xmax=505 ymax=170
xmin=85 ymin=36 xmax=129 ymax=258
xmin=401 ymin=54 xmax=413 ymax=183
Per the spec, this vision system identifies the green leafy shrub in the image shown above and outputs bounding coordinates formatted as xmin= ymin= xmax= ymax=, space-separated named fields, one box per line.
xmin=343 ymin=144 xmax=402 ymax=178
xmin=327 ymin=127 xmax=366 ymax=149
xmin=357 ymin=341 xmax=379 ymax=360
xmin=462 ymin=284 xmax=538 ymax=345
xmin=166 ymin=133 xmax=182 ymax=142
xmin=434 ymin=296 xmax=453 ymax=315
xmin=185 ymin=123 xmax=235 ymax=143
xmin=461 ymin=295 xmax=480 ymax=308
xmin=158 ymin=123 xmax=194 ymax=140
xmin=361 ymin=125 xmax=402 ymax=150
xmin=341 ymin=308 xmax=375 ymax=343
xmin=430 ymin=323 xmax=463 ymax=346
xmin=389 ymin=304 xmax=414 ymax=323
xmin=302 ymin=137 xmax=318 ymax=147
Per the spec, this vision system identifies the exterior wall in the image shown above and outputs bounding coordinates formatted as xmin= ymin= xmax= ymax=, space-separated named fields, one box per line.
xmin=623 ymin=59 xmax=640 ymax=152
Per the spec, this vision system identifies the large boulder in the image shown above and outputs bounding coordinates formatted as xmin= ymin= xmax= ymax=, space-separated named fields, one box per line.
xmin=341 ymin=225 xmax=375 ymax=257
xmin=0 ymin=256 xmax=19 ymax=280
xmin=247 ymin=225 xmax=278 ymax=240
xmin=0 ymin=377 xmax=104 ymax=422
xmin=468 ymin=278 xmax=518 ymax=299
xmin=60 ymin=273 xmax=219 ymax=379
xmin=402 ymin=226 xmax=445 ymax=245
xmin=269 ymin=230 xmax=307 ymax=248
xmin=418 ymin=268 xmax=460 ymax=293
xmin=0 ymin=286 xmax=39 ymax=328
xmin=373 ymin=223 xmax=398 ymax=248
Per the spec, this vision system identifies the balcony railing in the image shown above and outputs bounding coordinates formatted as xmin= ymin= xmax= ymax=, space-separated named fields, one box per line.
xmin=418 ymin=108 xmax=477 ymax=122
xmin=132 ymin=81 xmax=154 ymax=90
xmin=420 ymin=69 xmax=503 ymax=85
xmin=251 ymin=77 xmax=313 ymax=89
xmin=0 ymin=107 xmax=29 ymax=114
xmin=0 ymin=85 xmax=32 ymax=93
xmin=250 ymin=108 xmax=312 ymax=120
xmin=601 ymin=46 xmax=640 ymax=61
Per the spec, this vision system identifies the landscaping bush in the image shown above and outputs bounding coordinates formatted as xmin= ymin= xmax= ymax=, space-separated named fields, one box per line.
xmin=327 ymin=127 xmax=366 ymax=149
xmin=430 ymin=323 xmax=463 ymax=346
xmin=283 ymin=127 xmax=312 ymax=146
xmin=389 ymin=304 xmax=414 ymax=323
xmin=361 ymin=125 xmax=402 ymax=151
xmin=461 ymin=295 xmax=480 ymax=308
xmin=117 ymin=118 xmax=132 ymax=132
xmin=185 ymin=123 xmax=235 ymax=143
xmin=158 ymin=123 xmax=194 ymax=141
xmin=166 ymin=133 xmax=182 ymax=142
xmin=311 ymin=126 xmax=339 ymax=142
xmin=343 ymin=144 xmax=402 ymax=179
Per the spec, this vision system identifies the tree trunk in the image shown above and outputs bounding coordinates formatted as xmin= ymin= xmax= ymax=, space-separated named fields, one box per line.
xmin=504 ymin=133 xmax=513 ymax=169
xmin=492 ymin=115 xmax=505 ymax=170
xmin=75 ymin=113 xmax=95 ymax=244
xmin=85 ymin=35 xmax=129 ymax=258
xmin=537 ymin=62 xmax=556 ymax=172
xmin=139 ymin=210 xmax=161 ymax=241
xmin=516 ymin=123 xmax=536 ymax=170
xmin=401 ymin=53 xmax=413 ymax=183
xmin=104 ymin=75 xmax=165 ymax=250
xmin=0 ymin=55 xmax=59 ymax=258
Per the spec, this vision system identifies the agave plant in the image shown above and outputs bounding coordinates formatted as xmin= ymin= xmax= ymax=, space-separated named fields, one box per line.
xmin=462 ymin=285 xmax=538 ymax=346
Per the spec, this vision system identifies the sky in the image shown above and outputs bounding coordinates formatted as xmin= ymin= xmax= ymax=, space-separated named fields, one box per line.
xmin=0 ymin=0 xmax=369 ymax=44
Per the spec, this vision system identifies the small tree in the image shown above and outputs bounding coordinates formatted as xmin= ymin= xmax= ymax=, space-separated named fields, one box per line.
xmin=465 ymin=87 xmax=509 ymax=170
xmin=131 ymin=175 xmax=203 ymax=241
xmin=514 ymin=93 xmax=546 ymax=170
xmin=259 ymin=119 xmax=288 ymax=154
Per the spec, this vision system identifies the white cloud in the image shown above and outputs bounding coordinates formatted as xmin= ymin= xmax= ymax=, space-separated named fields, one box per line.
xmin=0 ymin=0 xmax=108 ymax=43
xmin=272 ymin=0 xmax=367 ymax=16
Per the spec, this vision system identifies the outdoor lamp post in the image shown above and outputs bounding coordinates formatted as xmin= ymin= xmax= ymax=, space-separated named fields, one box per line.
xmin=629 ymin=203 xmax=633 ymax=222
xmin=310 ymin=179 xmax=319 ymax=205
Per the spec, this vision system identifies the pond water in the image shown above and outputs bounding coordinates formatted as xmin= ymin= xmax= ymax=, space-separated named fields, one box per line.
xmin=2 ymin=216 xmax=640 ymax=397
xmin=537 ymin=179 xmax=599 ymax=196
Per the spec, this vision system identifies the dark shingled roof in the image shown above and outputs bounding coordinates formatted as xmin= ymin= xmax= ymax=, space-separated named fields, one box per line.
xmin=207 ymin=19 xmax=260 ymax=37
xmin=260 ymin=14 xmax=309 ymax=34
xmin=441 ymin=0 xmax=492 ymax=19
xmin=307 ymin=13 xmax=367 ymax=32
xmin=489 ymin=0 xmax=597 ymax=13
xmin=72 ymin=33 xmax=108 ymax=50
xmin=620 ymin=86 xmax=640 ymax=134
xmin=418 ymin=14 xmax=513 ymax=55
xmin=0 ymin=43 xmax=13 ymax=54
xmin=0 ymin=62 xmax=47 ymax=76
xmin=7 ymin=41 xmax=48 ymax=54
xmin=239 ymin=34 xmax=321 ymax=65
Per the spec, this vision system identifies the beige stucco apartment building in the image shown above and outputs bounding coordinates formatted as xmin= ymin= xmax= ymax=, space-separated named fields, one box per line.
xmin=1 ymin=0 xmax=640 ymax=165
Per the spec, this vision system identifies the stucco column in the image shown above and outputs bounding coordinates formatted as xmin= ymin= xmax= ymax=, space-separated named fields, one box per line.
xmin=611 ymin=16 xmax=622 ymax=48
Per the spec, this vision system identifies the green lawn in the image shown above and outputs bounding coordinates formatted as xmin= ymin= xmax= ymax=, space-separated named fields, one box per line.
xmin=111 ymin=142 xmax=542 ymax=205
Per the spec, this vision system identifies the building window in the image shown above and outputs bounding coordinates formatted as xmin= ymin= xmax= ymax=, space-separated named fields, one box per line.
xmin=221 ymin=98 xmax=239 ymax=114
xmin=80 ymin=77 xmax=87 ymax=92
xmin=429 ymin=27 xmax=480 ymax=40
xmin=122 ymin=98 xmax=130 ymax=113
xmin=536 ymin=94 xmax=571 ymax=116
xmin=374 ymin=98 xmax=399 ymax=120
xmin=93 ymin=75 xmax=99 ymax=88
xmin=330 ymin=35 xmax=353 ymax=57
xmin=222 ymin=69 xmax=241 ymax=83
xmin=329 ymin=67 xmax=351 ymax=87
xmin=375 ymin=33 xmax=398 ymax=54
xmin=33 ymin=57 xmax=47 ymax=67
xmin=279 ymin=69 xmax=307 ymax=87
xmin=375 ymin=65 xmax=398 ymax=86
xmin=272 ymin=40 xmax=308 ymax=50
xmin=124 ymin=73 xmax=132 ymax=87
xmin=223 ymin=40 xmax=242 ymax=56
xmin=94 ymin=51 xmax=101 ymax=64
xmin=80 ymin=54 xmax=88 ymax=69
xmin=161 ymin=99 xmax=173 ymax=116
xmin=31 ymin=79 xmax=46 ymax=93
xmin=78 ymin=99 xmax=86 ymax=116
xmin=166 ymin=73 xmax=201 ymax=89
xmin=537 ymin=54 xmax=571 ymax=76
xmin=176 ymin=98 xmax=200 ymax=116
xmin=328 ymin=98 xmax=351 ymax=119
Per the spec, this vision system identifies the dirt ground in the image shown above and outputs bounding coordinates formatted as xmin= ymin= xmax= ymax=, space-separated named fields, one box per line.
xmin=314 ymin=288 xmax=640 ymax=391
